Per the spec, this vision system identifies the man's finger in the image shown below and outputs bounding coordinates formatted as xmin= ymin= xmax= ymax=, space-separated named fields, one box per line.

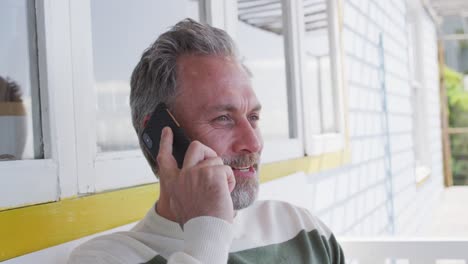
xmin=157 ymin=127 xmax=178 ymax=173
xmin=182 ymin=141 xmax=218 ymax=168
xmin=196 ymin=157 xmax=224 ymax=168
xmin=224 ymin=166 xmax=236 ymax=193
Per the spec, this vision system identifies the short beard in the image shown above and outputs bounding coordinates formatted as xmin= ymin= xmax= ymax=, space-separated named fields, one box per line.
xmin=223 ymin=153 xmax=260 ymax=210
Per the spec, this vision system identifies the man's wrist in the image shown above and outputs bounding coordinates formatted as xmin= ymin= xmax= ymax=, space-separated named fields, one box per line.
xmin=183 ymin=216 xmax=234 ymax=264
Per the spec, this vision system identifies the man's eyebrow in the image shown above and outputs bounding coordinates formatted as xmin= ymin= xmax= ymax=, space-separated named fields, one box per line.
xmin=207 ymin=104 xmax=262 ymax=112
xmin=252 ymin=104 xmax=262 ymax=112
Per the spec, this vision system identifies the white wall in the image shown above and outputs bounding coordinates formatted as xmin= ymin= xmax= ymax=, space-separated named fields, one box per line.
xmin=274 ymin=0 xmax=445 ymax=237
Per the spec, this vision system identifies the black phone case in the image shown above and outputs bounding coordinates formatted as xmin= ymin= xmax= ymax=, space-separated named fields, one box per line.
xmin=141 ymin=103 xmax=191 ymax=168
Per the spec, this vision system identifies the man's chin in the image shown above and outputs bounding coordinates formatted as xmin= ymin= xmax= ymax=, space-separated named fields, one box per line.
xmin=232 ymin=193 xmax=257 ymax=210
xmin=231 ymin=173 xmax=259 ymax=210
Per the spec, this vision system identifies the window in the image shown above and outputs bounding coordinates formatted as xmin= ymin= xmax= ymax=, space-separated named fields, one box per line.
xmin=407 ymin=5 xmax=431 ymax=183
xmin=300 ymin=0 xmax=346 ymax=156
xmin=71 ymin=0 xmax=201 ymax=193
xmin=0 ymin=0 xmax=77 ymax=208
xmin=0 ymin=0 xmax=42 ymax=161
xmin=91 ymin=0 xmax=198 ymax=152
xmin=236 ymin=0 xmax=304 ymax=163
xmin=231 ymin=0 xmax=346 ymax=161
xmin=91 ymin=0 xmax=200 ymax=153
xmin=237 ymin=1 xmax=290 ymax=140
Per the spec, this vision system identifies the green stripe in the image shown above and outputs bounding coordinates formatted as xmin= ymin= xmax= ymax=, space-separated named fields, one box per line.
xmin=142 ymin=254 xmax=166 ymax=264
xmin=143 ymin=229 xmax=344 ymax=264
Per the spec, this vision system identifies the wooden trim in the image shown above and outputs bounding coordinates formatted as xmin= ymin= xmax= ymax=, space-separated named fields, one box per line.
xmin=447 ymin=127 xmax=468 ymax=135
xmin=438 ymin=39 xmax=453 ymax=187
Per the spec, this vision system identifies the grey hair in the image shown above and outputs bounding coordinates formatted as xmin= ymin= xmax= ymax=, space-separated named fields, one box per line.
xmin=130 ymin=18 xmax=240 ymax=175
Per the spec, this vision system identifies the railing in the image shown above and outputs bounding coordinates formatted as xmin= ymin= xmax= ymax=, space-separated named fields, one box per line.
xmin=339 ymin=238 xmax=468 ymax=263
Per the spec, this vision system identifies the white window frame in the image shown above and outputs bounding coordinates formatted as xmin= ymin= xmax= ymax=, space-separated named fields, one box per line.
xmin=1 ymin=0 xmax=78 ymax=208
xmin=407 ymin=2 xmax=432 ymax=184
xmin=298 ymin=0 xmax=347 ymax=156
xmin=69 ymin=0 xmax=153 ymax=194
xmin=69 ymin=0 xmax=208 ymax=194
xmin=68 ymin=1 xmax=151 ymax=193
xmin=222 ymin=0 xmax=306 ymax=164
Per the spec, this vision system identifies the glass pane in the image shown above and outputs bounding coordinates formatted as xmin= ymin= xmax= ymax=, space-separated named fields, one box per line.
xmin=441 ymin=15 xmax=466 ymax=35
xmin=450 ymin=134 xmax=468 ymax=185
xmin=444 ymin=39 xmax=468 ymax=76
xmin=237 ymin=0 xmax=290 ymax=140
xmin=319 ymin=56 xmax=335 ymax=132
xmin=303 ymin=0 xmax=336 ymax=133
xmin=91 ymin=0 xmax=199 ymax=152
xmin=442 ymin=16 xmax=468 ymax=186
xmin=0 ymin=0 xmax=42 ymax=161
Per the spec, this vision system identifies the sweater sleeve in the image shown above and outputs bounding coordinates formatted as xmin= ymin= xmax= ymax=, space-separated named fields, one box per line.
xmin=167 ymin=216 xmax=234 ymax=264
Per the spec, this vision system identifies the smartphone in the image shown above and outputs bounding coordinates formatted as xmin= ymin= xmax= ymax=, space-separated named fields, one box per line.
xmin=141 ymin=103 xmax=191 ymax=168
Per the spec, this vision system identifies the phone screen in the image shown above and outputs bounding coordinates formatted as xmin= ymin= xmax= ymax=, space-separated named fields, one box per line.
xmin=141 ymin=103 xmax=191 ymax=168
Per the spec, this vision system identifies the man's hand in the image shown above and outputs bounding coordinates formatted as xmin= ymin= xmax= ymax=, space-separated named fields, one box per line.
xmin=157 ymin=127 xmax=236 ymax=226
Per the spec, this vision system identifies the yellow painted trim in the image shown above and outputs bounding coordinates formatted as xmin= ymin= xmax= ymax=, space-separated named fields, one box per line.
xmin=0 ymin=184 xmax=159 ymax=261
xmin=0 ymin=148 xmax=350 ymax=261
xmin=260 ymin=149 xmax=351 ymax=182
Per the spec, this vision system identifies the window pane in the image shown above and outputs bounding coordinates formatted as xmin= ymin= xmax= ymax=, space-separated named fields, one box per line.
xmin=444 ymin=39 xmax=468 ymax=77
xmin=450 ymin=134 xmax=468 ymax=185
xmin=303 ymin=0 xmax=336 ymax=133
xmin=0 ymin=0 xmax=42 ymax=161
xmin=237 ymin=0 xmax=290 ymax=140
xmin=91 ymin=0 xmax=199 ymax=152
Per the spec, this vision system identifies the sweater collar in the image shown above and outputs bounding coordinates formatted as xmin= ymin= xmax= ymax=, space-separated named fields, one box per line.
xmin=142 ymin=201 xmax=254 ymax=239
xmin=142 ymin=202 xmax=184 ymax=240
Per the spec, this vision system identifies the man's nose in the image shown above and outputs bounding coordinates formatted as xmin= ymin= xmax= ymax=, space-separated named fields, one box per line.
xmin=232 ymin=119 xmax=263 ymax=154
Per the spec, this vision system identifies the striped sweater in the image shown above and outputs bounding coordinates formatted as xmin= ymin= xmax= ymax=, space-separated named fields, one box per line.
xmin=68 ymin=200 xmax=345 ymax=263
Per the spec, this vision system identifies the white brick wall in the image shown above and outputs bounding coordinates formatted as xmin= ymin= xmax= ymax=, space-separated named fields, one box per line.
xmin=331 ymin=0 xmax=442 ymax=236
xmin=262 ymin=0 xmax=444 ymax=236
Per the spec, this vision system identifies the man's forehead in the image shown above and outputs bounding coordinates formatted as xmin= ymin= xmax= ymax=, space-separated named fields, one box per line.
xmin=176 ymin=55 xmax=254 ymax=95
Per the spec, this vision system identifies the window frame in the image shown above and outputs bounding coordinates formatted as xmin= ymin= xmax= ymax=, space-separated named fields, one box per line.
xmin=211 ymin=0 xmax=349 ymax=161
xmin=298 ymin=0 xmax=348 ymax=156
xmin=0 ymin=0 xmax=79 ymax=209
xmin=70 ymin=0 xmax=207 ymax=194
xmin=407 ymin=4 xmax=432 ymax=184
xmin=224 ymin=0 xmax=306 ymax=164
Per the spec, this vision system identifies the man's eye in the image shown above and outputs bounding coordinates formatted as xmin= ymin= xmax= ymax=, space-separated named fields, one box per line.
xmin=215 ymin=115 xmax=230 ymax=122
xmin=249 ymin=114 xmax=260 ymax=122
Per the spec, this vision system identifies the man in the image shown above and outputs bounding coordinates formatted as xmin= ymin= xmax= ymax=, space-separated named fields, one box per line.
xmin=69 ymin=19 xmax=345 ymax=264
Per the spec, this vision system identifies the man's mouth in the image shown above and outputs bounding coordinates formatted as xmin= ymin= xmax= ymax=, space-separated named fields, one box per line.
xmin=223 ymin=153 xmax=260 ymax=179
xmin=230 ymin=165 xmax=256 ymax=178
xmin=232 ymin=166 xmax=251 ymax=172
